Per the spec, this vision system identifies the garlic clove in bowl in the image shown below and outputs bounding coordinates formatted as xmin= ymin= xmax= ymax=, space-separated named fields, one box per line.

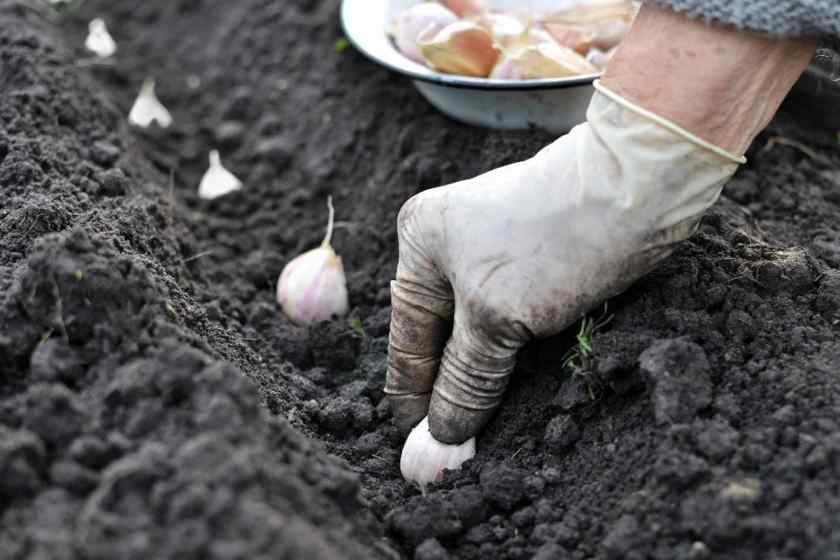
xmin=419 ymin=20 xmax=499 ymax=78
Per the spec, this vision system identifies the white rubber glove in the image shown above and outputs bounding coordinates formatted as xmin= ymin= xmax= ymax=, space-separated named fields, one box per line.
xmin=385 ymin=80 xmax=745 ymax=444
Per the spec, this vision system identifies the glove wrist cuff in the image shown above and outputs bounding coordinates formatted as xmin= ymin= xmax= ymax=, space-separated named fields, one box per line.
xmin=593 ymin=80 xmax=747 ymax=166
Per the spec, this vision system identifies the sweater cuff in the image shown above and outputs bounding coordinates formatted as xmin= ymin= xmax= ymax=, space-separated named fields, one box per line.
xmin=644 ymin=0 xmax=840 ymax=47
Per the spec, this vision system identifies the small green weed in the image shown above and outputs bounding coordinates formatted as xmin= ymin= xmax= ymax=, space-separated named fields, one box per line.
xmin=335 ymin=37 xmax=350 ymax=54
xmin=348 ymin=316 xmax=366 ymax=338
xmin=562 ymin=304 xmax=613 ymax=399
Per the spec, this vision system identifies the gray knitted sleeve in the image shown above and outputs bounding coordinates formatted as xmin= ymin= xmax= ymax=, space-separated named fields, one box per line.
xmin=646 ymin=0 xmax=840 ymax=43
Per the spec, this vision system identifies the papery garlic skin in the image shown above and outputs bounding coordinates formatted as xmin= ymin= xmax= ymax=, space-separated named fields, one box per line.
xmin=198 ymin=150 xmax=242 ymax=200
xmin=277 ymin=197 xmax=349 ymax=325
xmin=277 ymin=246 xmax=349 ymax=324
xmin=400 ymin=416 xmax=476 ymax=490
xmin=395 ymin=3 xmax=457 ymax=64
xmin=419 ymin=21 xmax=499 ymax=78
xmin=128 ymin=78 xmax=173 ymax=129
xmin=85 ymin=18 xmax=117 ymax=58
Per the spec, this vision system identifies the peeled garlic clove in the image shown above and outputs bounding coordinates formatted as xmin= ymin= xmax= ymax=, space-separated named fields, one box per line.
xmin=400 ymin=416 xmax=476 ymax=491
xmin=277 ymin=197 xmax=349 ymax=325
xmin=419 ymin=21 xmax=498 ymax=78
xmin=443 ymin=0 xmax=485 ymax=18
xmin=128 ymin=78 xmax=173 ymax=129
xmin=394 ymin=3 xmax=458 ymax=64
xmin=85 ymin=18 xmax=117 ymax=58
xmin=198 ymin=150 xmax=242 ymax=200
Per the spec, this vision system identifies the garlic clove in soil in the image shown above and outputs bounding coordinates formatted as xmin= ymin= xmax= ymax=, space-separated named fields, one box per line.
xmin=419 ymin=21 xmax=499 ymax=78
xmin=276 ymin=196 xmax=349 ymax=325
xmin=198 ymin=150 xmax=242 ymax=200
xmin=128 ymin=78 xmax=173 ymax=129
xmin=394 ymin=2 xmax=458 ymax=64
xmin=85 ymin=18 xmax=117 ymax=58
xmin=400 ymin=416 xmax=476 ymax=491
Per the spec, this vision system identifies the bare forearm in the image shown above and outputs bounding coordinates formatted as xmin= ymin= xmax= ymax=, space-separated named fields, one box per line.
xmin=602 ymin=4 xmax=816 ymax=155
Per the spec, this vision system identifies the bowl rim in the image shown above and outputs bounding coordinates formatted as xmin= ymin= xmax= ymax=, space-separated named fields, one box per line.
xmin=340 ymin=0 xmax=600 ymax=92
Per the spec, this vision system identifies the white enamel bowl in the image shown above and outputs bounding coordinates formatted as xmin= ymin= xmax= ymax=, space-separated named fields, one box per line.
xmin=340 ymin=0 xmax=600 ymax=133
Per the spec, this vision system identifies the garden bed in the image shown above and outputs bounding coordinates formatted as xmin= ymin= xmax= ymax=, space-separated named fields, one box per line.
xmin=1 ymin=1 xmax=840 ymax=558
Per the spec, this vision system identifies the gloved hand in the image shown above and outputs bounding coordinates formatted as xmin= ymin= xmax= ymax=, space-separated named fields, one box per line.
xmin=385 ymin=80 xmax=744 ymax=444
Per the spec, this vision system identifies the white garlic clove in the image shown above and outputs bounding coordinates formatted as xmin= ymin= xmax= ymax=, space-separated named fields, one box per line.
xmin=128 ymin=78 xmax=173 ymax=129
xmin=419 ymin=21 xmax=499 ymax=78
xmin=400 ymin=416 xmax=476 ymax=491
xmin=276 ymin=197 xmax=349 ymax=325
xmin=85 ymin=18 xmax=117 ymax=58
xmin=198 ymin=150 xmax=242 ymax=200
xmin=394 ymin=3 xmax=458 ymax=64
xmin=400 ymin=416 xmax=475 ymax=492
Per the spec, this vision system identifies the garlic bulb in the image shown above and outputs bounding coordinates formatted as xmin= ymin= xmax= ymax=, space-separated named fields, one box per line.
xmin=277 ymin=197 xmax=349 ymax=325
xmin=394 ymin=3 xmax=458 ymax=64
xmin=85 ymin=18 xmax=117 ymax=58
xmin=419 ymin=21 xmax=499 ymax=78
xmin=128 ymin=78 xmax=173 ymax=129
xmin=400 ymin=416 xmax=476 ymax=491
xmin=198 ymin=150 xmax=242 ymax=200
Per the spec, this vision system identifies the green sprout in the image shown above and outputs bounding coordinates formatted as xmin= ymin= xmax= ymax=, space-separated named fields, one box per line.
xmin=562 ymin=304 xmax=613 ymax=399
xmin=348 ymin=316 xmax=366 ymax=338
xmin=335 ymin=37 xmax=350 ymax=54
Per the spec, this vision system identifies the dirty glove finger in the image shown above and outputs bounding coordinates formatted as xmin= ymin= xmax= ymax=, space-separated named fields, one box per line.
xmin=386 ymin=196 xmax=454 ymax=434
xmin=427 ymin=319 xmax=522 ymax=444
xmin=386 ymin=279 xmax=453 ymax=433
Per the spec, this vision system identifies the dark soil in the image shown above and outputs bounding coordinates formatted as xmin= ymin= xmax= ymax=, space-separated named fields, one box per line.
xmin=1 ymin=1 xmax=839 ymax=559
